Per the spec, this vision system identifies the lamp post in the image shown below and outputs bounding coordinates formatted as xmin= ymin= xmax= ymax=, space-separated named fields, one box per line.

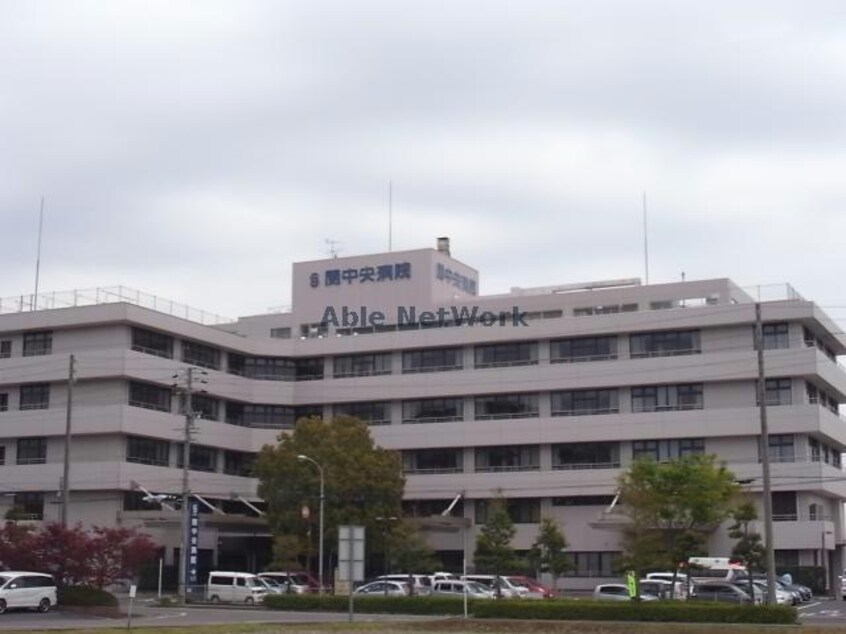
xmin=297 ymin=454 xmax=325 ymax=594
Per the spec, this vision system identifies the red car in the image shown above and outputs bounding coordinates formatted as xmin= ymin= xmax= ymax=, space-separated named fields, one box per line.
xmin=504 ymin=576 xmax=555 ymax=599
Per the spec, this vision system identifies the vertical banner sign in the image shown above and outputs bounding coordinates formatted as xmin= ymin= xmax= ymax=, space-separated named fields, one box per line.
xmin=185 ymin=502 xmax=200 ymax=589
xmin=626 ymin=570 xmax=637 ymax=598
xmin=337 ymin=525 xmax=366 ymax=582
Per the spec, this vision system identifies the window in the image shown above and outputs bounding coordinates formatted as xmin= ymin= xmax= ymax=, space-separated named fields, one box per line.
xmin=0 ymin=393 xmax=7 ymax=412
xmin=632 ymin=438 xmax=705 ymax=462
xmin=402 ymin=449 xmax=462 ymax=474
xmin=550 ymin=336 xmax=617 ymax=363
xmin=181 ymin=340 xmax=221 ymax=370
xmin=763 ymin=378 xmax=792 ymax=406
xmin=562 ymin=552 xmax=621 ymax=577
xmin=402 ymin=347 xmax=463 ymax=374
xmin=772 ymin=491 xmax=797 ymax=521
xmin=17 ymin=437 xmax=47 ymax=465
xmin=184 ymin=394 xmax=219 ymax=421
xmin=22 ymin=331 xmax=52 ymax=356
xmin=761 ymin=323 xmax=789 ymax=350
xmin=475 ymin=499 xmax=540 ymax=524
xmin=270 ymin=327 xmax=291 ymax=339
xmin=228 ymin=355 xmax=295 ymax=380
xmin=630 ymin=330 xmax=701 ymax=358
xmin=475 ymin=393 xmax=539 ymax=420
xmin=552 ymin=442 xmax=620 ymax=469
xmin=294 ymin=405 xmax=323 ymax=421
xmin=765 ymin=435 xmax=795 ymax=463
xmin=0 ymin=446 xmax=5 ymax=465
xmin=176 ymin=444 xmax=217 ymax=472
xmin=551 ymin=389 xmax=619 ymax=416
xmin=631 ymin=384 xmax=703 ymax=412
xmin=19 ymin=383 xmax=50 ymax=410
xmin=223 ymin=451 xmax=255 ymax=477
xmin=11 ymin=492 xmax=44 ymax=520
xmin=774 ymin=550 xmax=800 ymax=567
xmin=126 ymin=436 xmax=170 ymax=467
xmin=474 ymin=342 xmax=538 ymax=368
xmin=335 ymin=401 xmax=391 ymax=425
xmin=475 ymin=446 xmax=539 ymax=472
xmin=402 ymin=398 xmax=463 ymax=423
xmin=295 ymin=357 xmax=324 ymax=381
xmin=402 ymin=499 xmax=464 ymax=517
xmin=225 ymin=402 xmax=296 ymax=429
xmin=0 ymin=340 xmax=10 ymax=358
xmin=552 ymin=495 xmax=616 ymax=506
xmin=129 ymin=381 xmax=171 ymax=412
xmin=333 ymin=353 xmax=392 ymax=378
xmin=131 ymin=328 xmax=173 ymax=358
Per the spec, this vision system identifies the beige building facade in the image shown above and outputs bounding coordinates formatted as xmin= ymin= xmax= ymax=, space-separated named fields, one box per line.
xmin=0 ymin=241 xmax=844 ymax=590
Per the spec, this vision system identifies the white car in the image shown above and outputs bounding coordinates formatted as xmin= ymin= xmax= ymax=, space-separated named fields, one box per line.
xmin=462 ymin=575 xmax=526 ymax=598
xmin=0 ymin=572 xmax=57 ymax=613
xmin=431 ymin=580 xmax=495 ymax=599
xmin=354 ymin=580 xmax=409 ymax=596
xmin=593 ymin=583 xmax=658 ymax=602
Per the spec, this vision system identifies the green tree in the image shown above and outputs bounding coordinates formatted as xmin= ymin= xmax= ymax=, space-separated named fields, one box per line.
xmin=618 ymin=454 xmax=739 ymax=586
xmin=387 ymin=520 xmax=439 ymax=579
xmin=527 ymin=517 xmax=571 ymax=582
xmin=474 ymin=495 xmax=522 ymax=590
xmin=254 ymin=416 xmax=405 ymax=576
xmin=728 ymin=501 xmax=765 ymax=600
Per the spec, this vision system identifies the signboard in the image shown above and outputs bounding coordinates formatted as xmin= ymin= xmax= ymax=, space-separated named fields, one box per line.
xmin=626 ymin=570 xmax=637 ymax=598
xmin=185 ymin=501 xmax=200 ymax=587
xmin=310 ymin=263 xmax=412 ymax=288
xmin=337 ymin=525 xmax=365 ymax=583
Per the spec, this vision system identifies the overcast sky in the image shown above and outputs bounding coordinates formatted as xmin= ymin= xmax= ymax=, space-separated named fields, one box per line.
xmin=2 ymin=1 xmax=845 ymax=325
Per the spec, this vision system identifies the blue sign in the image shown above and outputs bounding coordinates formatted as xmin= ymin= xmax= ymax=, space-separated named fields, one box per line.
xmin=436 ymin=262 xmax=477 ymax=295
xmin=310 ymin=262 xmax=412 ymax=288
xmin=185 ymin=501 xmax=200 ymax=586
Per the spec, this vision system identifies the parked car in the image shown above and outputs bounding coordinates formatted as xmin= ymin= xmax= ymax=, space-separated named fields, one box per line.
xmin=354 ymin=580 xmax=409 ymax=596
xmin=431 ymin=580 xmax=495 ymax=599
xmin=375 ymin=574 xmax=432 ymax=596
xmin=592 ymin=583 xmax=658 ymax=602
xmin=639 ymin=579 xmax=685 ymax=600
xmin=504 ymin=576 xmax=555 ymax=599
xmin=751 ymin=580 xmax=793 ymax=606
xmin=462 ymin=575 xmax=525 ymax=598
xmin=207 ymin=571 xmax=268 ymax=604
xmin=689 ymin=581 xmax=752 ymax=604
xmin=256 ymin=577 xmax=285 ymax=594
xmin=0 ymin=572 xmax=57 ymax=614
xmin=259 ymin=571 xmax=316 ymax=594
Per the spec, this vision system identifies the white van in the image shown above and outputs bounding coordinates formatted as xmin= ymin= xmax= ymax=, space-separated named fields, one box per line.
xmin=0 ymin=572 xmax=57 ymax=613
xmin=206 ymin=572 xmax=268 ymax=604
xmin=687 ymin=557 xmax=746 ymax=583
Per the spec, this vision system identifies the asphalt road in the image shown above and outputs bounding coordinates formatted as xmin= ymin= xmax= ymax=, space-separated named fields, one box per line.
xmin=797 ymin=597 xmax=846 ymax=625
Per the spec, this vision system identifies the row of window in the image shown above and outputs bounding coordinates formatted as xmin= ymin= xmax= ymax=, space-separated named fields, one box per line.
xmin=0 ymin=438 xmax=48 ymax=465
xmin=125 ymin=436 xmax=254 ymax=476
xmin=124 ymin=323 xmax=812 ymax=381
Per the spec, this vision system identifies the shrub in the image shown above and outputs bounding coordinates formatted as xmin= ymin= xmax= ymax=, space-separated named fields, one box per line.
xmin=472 ymin=599 xmax=797 ymax=624
xmin=58 ymin=585 xmax=119 ymax=607
xmin=263 ymin=594 xmax=470 ymax=615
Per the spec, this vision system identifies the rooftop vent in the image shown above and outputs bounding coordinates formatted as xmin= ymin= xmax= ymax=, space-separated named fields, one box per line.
xmin=436 ymin=236 xmax=450 ymax=256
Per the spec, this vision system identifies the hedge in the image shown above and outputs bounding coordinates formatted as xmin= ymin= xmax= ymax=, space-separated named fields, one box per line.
xmin=58 ymin=585 xmax=119 ymax=607
xmin=264 ymin=595 xmax=795 ymax=624
xmin=263 ymin=594 xmax=471 ymax=615
xmin=473 ymin=599 xmax=797 ymax=624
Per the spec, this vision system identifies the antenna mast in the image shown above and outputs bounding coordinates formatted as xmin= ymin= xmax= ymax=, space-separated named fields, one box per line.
xmin=642 ymin=191 xmax=650 ymax=285
xmin=33 ymin=196 xmax=45 ymax=310
xmin=388 ymin=181 xmax=393 ymax=252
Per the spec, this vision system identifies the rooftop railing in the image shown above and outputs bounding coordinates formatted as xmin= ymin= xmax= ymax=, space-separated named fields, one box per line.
xmin=0 ymin=286 xmax=233 ymax=325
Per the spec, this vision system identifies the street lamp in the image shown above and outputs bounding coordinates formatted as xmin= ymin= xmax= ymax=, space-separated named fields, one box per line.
xmin=297 ymin=454 xmax=325 ymax=595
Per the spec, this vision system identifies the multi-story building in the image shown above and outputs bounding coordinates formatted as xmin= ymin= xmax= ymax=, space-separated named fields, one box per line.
xmin=0 ymin=238 xmax=843 ymax=590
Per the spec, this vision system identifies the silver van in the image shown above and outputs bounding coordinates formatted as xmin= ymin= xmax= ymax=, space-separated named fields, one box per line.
xmin=206 ymin=572 xmax=268 ymax=604
xmin=0 ymin=572 xmax=57 ymax=613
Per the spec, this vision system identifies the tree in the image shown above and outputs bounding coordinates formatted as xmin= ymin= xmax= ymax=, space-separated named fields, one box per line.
xmin=527 ymin=517 xmax=571 ymax=583
xmin=87 ymin=527 xmax=159 ymax=588
xmin=729 ymin=501 xmax=765 ymax=601
xmin=474 ymin=495 xmax=522 ymax=591
xmin=0 ymin=522 xmax=39 ymax=571
xmin=270 ymin=534 xmax=307 ymax=571
xmin=618 ymin=454 xmax=739 ymax=586
xmin=254 ymin=416 xmax=405 ymax=575
xmin=388 ymin=519 xmax=439 ymax=577
xmin=32 ymin=523 xmax=91 ymax=585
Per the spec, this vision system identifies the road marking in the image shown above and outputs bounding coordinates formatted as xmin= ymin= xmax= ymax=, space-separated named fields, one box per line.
xmin=798 ymin=601 xmax=821 ymax=610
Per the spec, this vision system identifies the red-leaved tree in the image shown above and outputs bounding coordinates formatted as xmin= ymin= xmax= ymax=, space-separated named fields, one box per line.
xmin=0 ymin=521 xmax=158 ymax=588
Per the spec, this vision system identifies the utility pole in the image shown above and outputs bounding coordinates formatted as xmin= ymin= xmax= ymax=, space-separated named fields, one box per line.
xmin=61 ymin=354 xmax=76 ymax=526
xmin=755 ymin=302 xmax=777 ymax=605
xmin=175 ymin=367 xmax=200 ymax=603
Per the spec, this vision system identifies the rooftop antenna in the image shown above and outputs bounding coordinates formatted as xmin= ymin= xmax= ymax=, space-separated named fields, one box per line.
xmin=324 ymin=239 xmax=340 ymax=259
xmin=388 ymin=180 xmax=393 ymax=252
xmin=642 ymin=191 xmax=650 ymax=285
xmin=33 ymin=196 xmax=45 ymax=311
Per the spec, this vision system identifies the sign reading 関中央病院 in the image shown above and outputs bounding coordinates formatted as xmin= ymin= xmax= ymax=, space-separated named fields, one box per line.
xmin=436 ymin=262 xmax=477 ymax=295
xmin=309 ymin=262 xmax=412 ymax=288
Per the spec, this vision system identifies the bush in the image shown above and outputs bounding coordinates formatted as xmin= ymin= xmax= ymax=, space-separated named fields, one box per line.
xmin=472 ymin=599 xmax=797 ymax=624
xmin=263 ymin=594 xmax=471 ymax=615
xmin=58 ymin=585 xmax=119 ymax=607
